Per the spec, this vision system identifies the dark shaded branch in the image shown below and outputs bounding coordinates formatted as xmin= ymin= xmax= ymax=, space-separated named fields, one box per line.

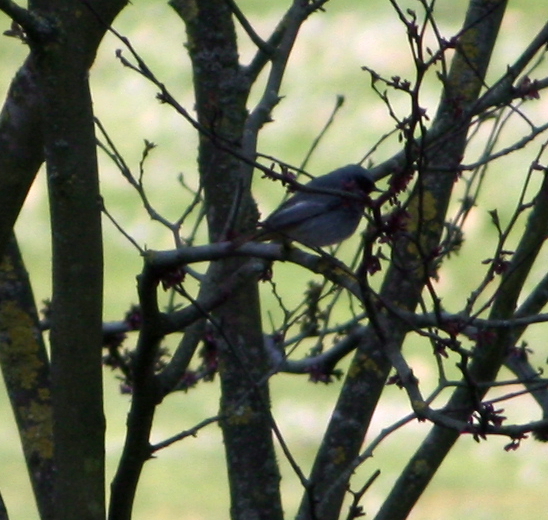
xmin=0 ymin=0 xmax=53 ymax=41
xmin=108 ymin=264 xmax=165 ymax=520
xmin=243 ymin=0 xmax=314 ymax=158
xmin=366 ymin=22 xmax=548 ymax=185
xmin=150 ymin=415 xmax=221 ymax=453
xmin=157 ymin=259 xmax=266 ymax=395
xmin=0 ymin=234 xmax=54 ymax=520
xmin=475 ymin=21 xmax=548 ymax=112
xmin=224 ymin=0 xmax=272 ymax=53
xmin=169 ymin=2 xmax=285 ymax=519
xmin=0 ymin=57 xmax=43 ymax=259
xmin=30 ymin=1 xmax=129 ymax=517
xmin=147 ymin=241 xmax=362 ymax=300
xmin=0 ymin=493 xmax=7 ymax=520
xmin=279 ymin=326 xmax=366 ymax=375
xmin=297 ymin=1 xmax=510 ymax=519
xmin=376 ymin=89 xmax=548 ymax=520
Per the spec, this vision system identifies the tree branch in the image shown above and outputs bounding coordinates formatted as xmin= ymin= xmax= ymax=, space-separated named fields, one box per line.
xmin=109 ymin=262 xmax=165 ymax=520
xmin=0 ymin=234 xmax=54 ymax=519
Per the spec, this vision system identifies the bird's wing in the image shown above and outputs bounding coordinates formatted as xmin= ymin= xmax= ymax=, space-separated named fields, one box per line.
xmin=263 ymin=199 xmax=332 ymax=230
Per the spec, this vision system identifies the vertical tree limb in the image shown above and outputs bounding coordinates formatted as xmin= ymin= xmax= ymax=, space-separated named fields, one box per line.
xmin=108 ymin=263 xmax=164 ymax=520
xmin=170 ymin=1 xmax=284 ymax=518
xmin=0 ymin=57 xmax=43 ymax=259
xmin=299 ymin=1 xmax=508 ymax=519
xmin=0 ymin=234 xmax=53 ymax=520
xmin=38 ymin=33 xmax=106 ymax=520
xmin=14 ymin=0 xmax=128 ymax=517
xmin=373 ymin=1 xmax=511 ymax=519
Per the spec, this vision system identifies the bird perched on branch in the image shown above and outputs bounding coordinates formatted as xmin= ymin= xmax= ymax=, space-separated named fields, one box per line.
xmin=259 ymin=164 xmax=377 ymax=247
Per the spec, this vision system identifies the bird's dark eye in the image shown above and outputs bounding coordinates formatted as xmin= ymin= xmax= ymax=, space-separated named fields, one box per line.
xmin=356 ymin=177 xmax=376 ymax=193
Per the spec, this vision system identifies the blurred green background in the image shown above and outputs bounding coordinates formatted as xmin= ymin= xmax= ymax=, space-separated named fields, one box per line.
xmin=2 ymin=0 xmax=548 ymax=518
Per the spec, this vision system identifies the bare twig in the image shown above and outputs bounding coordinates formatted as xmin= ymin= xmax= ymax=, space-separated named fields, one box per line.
xmin=150 ymin=415 xmax=221 ymax=452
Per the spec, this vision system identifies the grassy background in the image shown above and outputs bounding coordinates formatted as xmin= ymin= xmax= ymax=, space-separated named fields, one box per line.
xmin=2 ymin=1 xmax=548 ymax=519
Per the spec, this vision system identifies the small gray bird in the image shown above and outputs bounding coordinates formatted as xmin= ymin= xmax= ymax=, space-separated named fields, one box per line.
xmin=260 ymin=164 xmax=376 ymax=247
